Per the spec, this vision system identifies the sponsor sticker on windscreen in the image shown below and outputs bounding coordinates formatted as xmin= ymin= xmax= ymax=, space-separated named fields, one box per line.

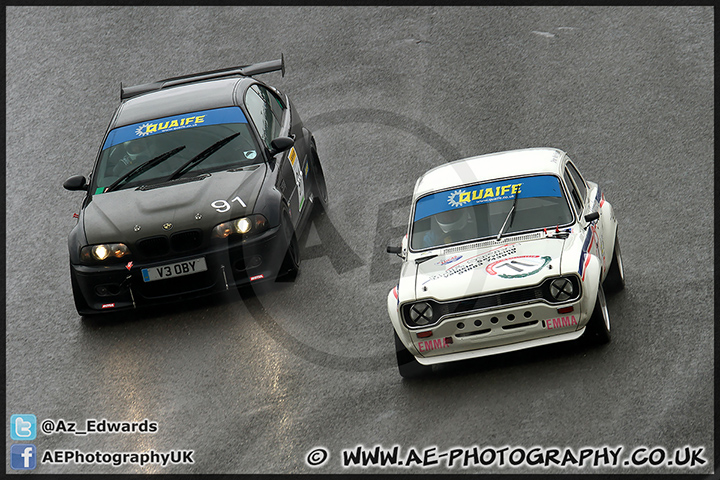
xmin=142 ymin=258 xmax=207 ymax=282
xmin=413 ymin=175 xmax=564 ymax=222
xmin=102 ymin=106 xmax=248 ymax=150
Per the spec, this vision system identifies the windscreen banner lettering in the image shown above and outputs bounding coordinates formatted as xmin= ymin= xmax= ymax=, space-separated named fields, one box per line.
xmin=414 ymin=175 xmax=564 ymax=222
xmin=102 ymin=106 xmax=248 ymax=150
xmin=136 ymin=115 xmax=205 ymax=136
xmin=454 ymin=183 xmax=522 ymax=205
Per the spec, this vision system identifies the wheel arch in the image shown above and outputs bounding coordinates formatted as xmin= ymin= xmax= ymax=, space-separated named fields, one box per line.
xmin=579 ymin=255 xmax=602 ymax=328
xmin=387 ymin=289 xmax=421 ymax=357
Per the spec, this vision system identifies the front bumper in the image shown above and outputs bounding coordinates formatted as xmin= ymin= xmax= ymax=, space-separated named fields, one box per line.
xmin=405 ymin=300 xmax=588 ymax=365
xmin=71 ymin=225 xmax=286 ymax=314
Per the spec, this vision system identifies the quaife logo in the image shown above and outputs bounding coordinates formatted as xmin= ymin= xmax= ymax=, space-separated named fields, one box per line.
xmin=11 ymin=444 xmax=37 ymax=470
xmin=11 ymin=414 xmax=36 ymax=440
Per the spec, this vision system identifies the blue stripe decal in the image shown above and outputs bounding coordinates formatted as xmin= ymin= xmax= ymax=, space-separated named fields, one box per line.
xmin=414 ymin=175 xmax=564 ymax=222
xmin=102 ymin=106 xmax=247 ymax=150
xmin=578 ymin=229 xmax=593 ymax=275
xmin=579 ymin=189 xmax=603 ymax=275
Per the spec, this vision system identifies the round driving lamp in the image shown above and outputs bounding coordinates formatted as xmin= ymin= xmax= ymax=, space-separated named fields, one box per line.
xmin=549 ymin=277 xmax=575 ymax=302
xmin=409 ymin=302 xmax=434 ymax=326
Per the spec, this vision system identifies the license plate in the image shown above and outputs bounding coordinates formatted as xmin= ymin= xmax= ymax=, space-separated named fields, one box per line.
xmin=141 ymin=258 xmax=207 ymax=282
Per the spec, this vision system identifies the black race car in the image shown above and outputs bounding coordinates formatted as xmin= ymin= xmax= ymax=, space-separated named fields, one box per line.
xmin=63 ymin=56 xmax=328 ymax=316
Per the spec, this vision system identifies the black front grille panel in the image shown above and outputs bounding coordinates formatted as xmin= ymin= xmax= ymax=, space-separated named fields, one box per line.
xmin=171 ymin=230 xmax=203 ymax=252
xmin=403 ymin=286 xmax=545 ymax=326
xmin=137 ymin=236 xmax=170 ymax=258
xmin=447 ymin=288 xmax=545 ymax=316
xmin=402 ymin=276 xmax=581 ymax=328
xmin=136 ymin=230 xmax=204 ymax=259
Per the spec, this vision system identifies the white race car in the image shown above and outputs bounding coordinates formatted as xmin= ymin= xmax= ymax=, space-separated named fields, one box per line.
xmin=386 ymin=148 xmax=625 ymax=377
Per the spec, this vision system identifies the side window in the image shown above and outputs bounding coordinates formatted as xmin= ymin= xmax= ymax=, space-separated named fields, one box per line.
xmin=244 ymin=85 xmax=283 ymax=149
xmin=566 ymin=160 xmax=588 ymax=202
xmin=564 ymin=169 xmax=583 ymax=214
xmin=252 ymin=84 xmax=285 ymax=123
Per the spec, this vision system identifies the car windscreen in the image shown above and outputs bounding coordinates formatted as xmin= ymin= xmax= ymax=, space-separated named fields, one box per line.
xmin=410 ymin=175 xmax=574 ymax=251
xmin=92 ymin=106 xmax=261 ymax=194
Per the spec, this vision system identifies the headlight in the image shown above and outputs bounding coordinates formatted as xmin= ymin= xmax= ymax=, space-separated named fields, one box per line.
xmin=212 ymin=214 xmax=269 ymax=239
xmin=406 ymin=301 xmax=436 ymax=327
xmin=80 ymin=243 xmax=131 ymax=265
xmin=545 ymin=276 xmax=580 ymax=302
xmin=235 ymin=217 xmax=252 ymax=234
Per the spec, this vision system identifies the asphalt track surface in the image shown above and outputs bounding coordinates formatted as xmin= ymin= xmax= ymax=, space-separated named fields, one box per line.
xmin=5 ymin=6 xmax=714 ymax=475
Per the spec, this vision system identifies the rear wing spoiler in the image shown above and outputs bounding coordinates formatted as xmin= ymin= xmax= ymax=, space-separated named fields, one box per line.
xmin=120 ymin=54 xmax=285 ymax=100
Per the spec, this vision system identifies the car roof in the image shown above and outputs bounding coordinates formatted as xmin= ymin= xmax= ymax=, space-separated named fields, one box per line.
xmin=413 ymin=147 xmax=567 ymax=199
xmin=111 ymin=76 xmax=255 ymax=129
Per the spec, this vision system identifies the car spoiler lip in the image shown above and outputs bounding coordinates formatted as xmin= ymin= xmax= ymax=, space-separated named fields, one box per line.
xmin=120 ymin=54 xmax=285 ymax=100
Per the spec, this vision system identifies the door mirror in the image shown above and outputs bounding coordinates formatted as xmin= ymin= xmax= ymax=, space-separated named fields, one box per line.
xmin=268 ymin=136 xmax=294 ymax=155
xmin=387 ymin=245 xmax=402 ymax=255
xmin=63 ymin=175 xmax=88 ymax=191
xmin=583 ymin=211 xmax=600 ymax=229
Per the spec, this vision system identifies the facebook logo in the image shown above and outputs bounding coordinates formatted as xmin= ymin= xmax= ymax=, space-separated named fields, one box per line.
xmin=11 ymin=444 xmax=37 ymax=470
xmin=10 ymin=414 xmax=36 ymax=440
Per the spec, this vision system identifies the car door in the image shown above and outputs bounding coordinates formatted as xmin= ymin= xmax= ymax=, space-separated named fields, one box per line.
xmin=564 ymin=159 xmax=607 ymax=275
xmin=264 ymin=85 xmax=312 ymax=221
xmin=244 ymin=84 xmax=303 ymax=226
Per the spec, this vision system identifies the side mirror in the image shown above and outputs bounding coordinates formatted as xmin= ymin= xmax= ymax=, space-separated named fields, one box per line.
xmin=63 ymin=175 xmax=88 ymax=191
xmin=268 ymin=136 xmax=295 ymax=155
xmin=387 ymin=245 xmax=402 ymax=255
xmin=583 ymin=211 xmax=600 ymax=229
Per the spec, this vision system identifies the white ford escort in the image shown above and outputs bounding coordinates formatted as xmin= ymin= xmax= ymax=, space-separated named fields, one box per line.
xmin=386 ymin=148 xmax=625 ymax=377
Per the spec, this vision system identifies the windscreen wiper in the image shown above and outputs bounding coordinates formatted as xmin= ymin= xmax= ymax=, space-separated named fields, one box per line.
xmin=105 ymin=145 xmax=186 ymax=193
xmin=496 ymin=190 xmax=520 ymax=241
xmin=166 ymin=132 xmax=242 ymax=181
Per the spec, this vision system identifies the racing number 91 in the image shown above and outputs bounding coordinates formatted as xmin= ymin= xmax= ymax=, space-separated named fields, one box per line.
xmin=211 ymin=196 xmax=246 ymax=213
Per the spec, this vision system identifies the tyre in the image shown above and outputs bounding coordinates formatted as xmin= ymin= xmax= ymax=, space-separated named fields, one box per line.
xmin=603 ymin=233 xmax=625 ymax=293
xmin=276 ymin=215 xmax=300 ymax=282
xmin=394 ymin=330 xmax=432 ymax=378
xmin=584 ymin=285 xmax=611 ymax=344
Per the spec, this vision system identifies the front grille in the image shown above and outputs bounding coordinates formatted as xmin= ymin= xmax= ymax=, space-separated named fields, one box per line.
xmin=136 ymin=229 xmax=205 ymax=259
xmin=439 ymin=287 xmax=545 ymax=317
xmin=402 ymin=286 xmax=545 ymax=327
xmin=137 ymin=236 xmax=170 ymax=257
xmin=401 ymin=276 xmax=581 ymax=329
xmin=171 ymin=230 xmax=203 ymax=252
